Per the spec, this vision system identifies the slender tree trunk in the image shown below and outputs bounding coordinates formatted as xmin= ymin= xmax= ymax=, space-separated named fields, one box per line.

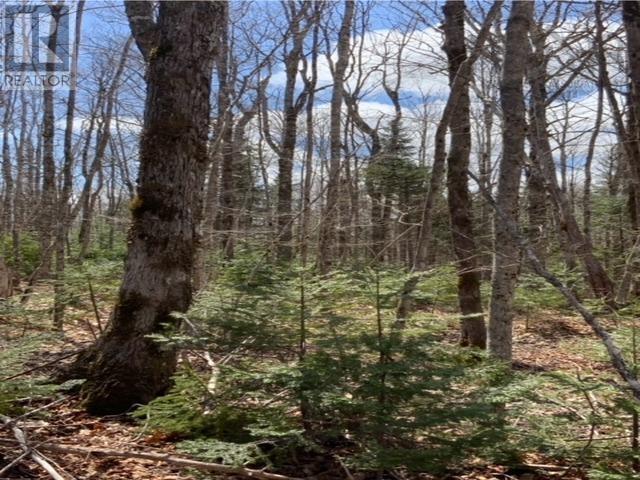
xmin=300 ymin=8 xmax=320 ymax=265
xmin=478 ymin=97 xmax=494 ymax=279
xmin=53 ymin=0 xmax=85 ymax=330
xmin=273 ymin=3 xmax=310 ymax=262
xmin=80 ymin=1 xmax=221 ymax=414
xmin=528 ymin=22 xmax=615 ymax=306
xmin=488 ymin=0 xmax=532 ymax=361
xmin=413 ymin=1 xmax=502 ymax=270
xmin=214 ymin=4 xmax=235 ymax=259
xmin=317 ymin=0 xmax=355 ymax=273
xmin=38 ymin=6 xmax=64 ymax=279
xmin=443 ymin=0 xmax=485 ymax=348
xmin=583 ymin=74 xmax=603 ymax=245
xmin=344 ymin=97 xmax=383 ymax=260
xmin=2 ymin=92 xmax=14 ymax=238
xmin=12 ymin=91 xmax=28 ymax=276
xmin=76 ymin=39 xmax=132 ymax=261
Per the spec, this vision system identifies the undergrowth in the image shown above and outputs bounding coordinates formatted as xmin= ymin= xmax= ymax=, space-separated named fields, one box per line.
xmin=131 ymin=249 xmax=640 ymax=477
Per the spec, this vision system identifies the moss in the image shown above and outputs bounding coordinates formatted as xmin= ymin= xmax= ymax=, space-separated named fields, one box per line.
xmin=129 ymin=195 xmax=143 ymax=213
xmin=148 ymin=44 xmax=171 ymax=62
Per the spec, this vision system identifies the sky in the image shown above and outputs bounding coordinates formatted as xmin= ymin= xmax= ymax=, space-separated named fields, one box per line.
xmin=6 ymin=0 xmax=629 ymax=192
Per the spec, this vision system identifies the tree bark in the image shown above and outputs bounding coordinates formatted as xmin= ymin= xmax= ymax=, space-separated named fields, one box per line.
xmin=443 ymin=0 xmax=486 ymax=348
xmin=300 ymin=6 xmax=321 ymax=265
xmin=488 ymin=0 xmax=532 ymax=361
xmin=80 ymin=1 xmax=221 ymax=414
xmin=1 ymin=92 xmax=14 ymax=237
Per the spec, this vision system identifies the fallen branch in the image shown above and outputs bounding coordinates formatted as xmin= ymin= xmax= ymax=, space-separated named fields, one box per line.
xmin=513 ymin=463 xmax=569 ymax=472
xmin=0 ymin=438 xmax=305 ymax=480
xmin=0 ymin=415 xmax=67 ymax=480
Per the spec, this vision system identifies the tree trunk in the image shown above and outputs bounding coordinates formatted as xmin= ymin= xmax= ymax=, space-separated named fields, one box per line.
xmin=38 ymin=6 xmax=64 ymax=279
xmin=300 ymin=7 xmax=321 ymax=265
xmin=2 ymin=92 xmax=14 ymax=237
xmin=274 ymin=3 xmax=310 ymax=261
xmin=414 ymin=1 xmax=502 ymax=270
xmin=214 ymin=4 xmax=235 ymax=259
xmin=317 ymin=0 xmax=355 ymax=273
xmin=80 ymin=1 xmax=221 ymax=415
xmin=623 ymin=1 xmax=640 ymax=190
xmin=488 ymin=0 xmax=532 ymax=361
xmin=525 ymin=137 xmax=547 ymax=265
xmin=443 ymin=0 xmax=486 ymax=348
xmin=53 ymin=0 xmax=85 ymax=330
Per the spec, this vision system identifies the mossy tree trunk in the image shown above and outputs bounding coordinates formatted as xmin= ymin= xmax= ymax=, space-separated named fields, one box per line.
xmin=81 ymin=1 xmax=221 ymax=414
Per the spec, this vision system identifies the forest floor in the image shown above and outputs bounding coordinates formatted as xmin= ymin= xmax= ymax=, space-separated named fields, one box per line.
xmin=0 ymin=288 xmax=631 ymax=480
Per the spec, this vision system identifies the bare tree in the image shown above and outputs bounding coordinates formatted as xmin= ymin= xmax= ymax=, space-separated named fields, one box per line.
xmin=488 ymin=0 xmax=533 ymax=361
xmin=527 ymin=14 xmax=615 ymax=306
xmin=260 ymin=2 xmax=312 ymax=261
xmin=317 ymin=0 xmax=355 ymax=272
xmin=414 ymin=1 xmax=502 ymax=270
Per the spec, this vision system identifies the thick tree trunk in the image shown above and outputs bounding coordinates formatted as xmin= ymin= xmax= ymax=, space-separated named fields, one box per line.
xmin=602 ymin=2 xmax=640 ymax=226
xmin=488 ymin=0 xmax=532 ymax=361
xmin=443 ymin=0 xmax=486 ymax=348
xmin=621 ymin=1 xmax=640 ymax=302
xmin=623 ymin=1 xmax=640 ymax=182
xmin=81 ymin=1 xmax=220 ymax=414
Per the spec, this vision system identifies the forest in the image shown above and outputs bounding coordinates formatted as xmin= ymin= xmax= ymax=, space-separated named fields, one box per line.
xmin=3 ymin=0 xmax=640 ymax=478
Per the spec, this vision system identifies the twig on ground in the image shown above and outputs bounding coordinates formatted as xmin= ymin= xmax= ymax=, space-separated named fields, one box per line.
xmin=0 ymin=449 xmax=31 ymax=477
xmin=0 ymin=438 xmax=306 ymax=480
xmin=0 ymin=415 xmax=67 ymax=480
